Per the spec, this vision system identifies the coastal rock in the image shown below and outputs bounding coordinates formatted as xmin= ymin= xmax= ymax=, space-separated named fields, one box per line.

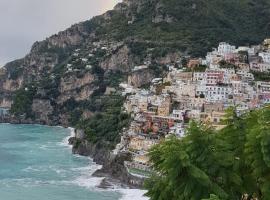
xmin=74 ymin=129 xmax=86 ymax=140
xmin=69 ymin=133 xmax=145 ymax=188
xmin=93 ymin=152 xmax=145 ymax=188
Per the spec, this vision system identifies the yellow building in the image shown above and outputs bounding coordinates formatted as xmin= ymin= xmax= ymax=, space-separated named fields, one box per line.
xmin=204 ymin=102 xmax=225 ymax=113
xmin=263 ymin=38 xmax=270 ymax=49
xmin=129 ymin=136 xmax=158 ymax=151
xmin=138 ymin=99 xmax=148 ymax=112
xmin=134 ymin=154 xmax=150 ymax=166
xmin=157 ymin=102 xmax=170 ymax=116
xmin=210 ymin=111 xmax=226 ymax=124
xmin=201 ymin=111 xmax=227 ymax=130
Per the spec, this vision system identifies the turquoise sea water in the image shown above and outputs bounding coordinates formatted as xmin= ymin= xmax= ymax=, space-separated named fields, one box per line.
xmin=0 ymin=124 xmax=122 ymax=200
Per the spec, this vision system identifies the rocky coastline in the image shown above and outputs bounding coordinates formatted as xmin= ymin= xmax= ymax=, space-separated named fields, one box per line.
xmin=68 ymin=128 xmax=145 ymax=189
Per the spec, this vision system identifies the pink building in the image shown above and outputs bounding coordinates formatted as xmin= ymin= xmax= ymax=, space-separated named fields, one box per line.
xmin=205 ymin=70 xmax=225 ymax=85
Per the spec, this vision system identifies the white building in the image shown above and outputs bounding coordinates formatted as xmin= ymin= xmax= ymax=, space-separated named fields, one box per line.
xmin=193 ymin=72 xmax=205 ymax=82
xmin=218 ymin=42 xmax=236 ymax=54
xmin=132 ymin=65 xmax=148 ymax=72
xmin=237 ymin=70 xmax=254 ymax=82
xmin=169 ymin=81 xmax=196 ymax=98
xmin=257 ymin=81 xmax=270 ymax=94
xmin=259 ymin=52 xmax=270 ymax=63
xmin=236 ymin=46 xmax=256 ymax=55
xmin=231 ymin=81 xmax=243 ymax=95
xmin=171 ymin=110 xmax=185 ymax=121
xmin=205 ymin=51 xmax=222 ymax=67
xmin=196 ymin=85 xmax=233 ymax=102
xmin=250 ymin=62 xmax=270 ymax=72
xmin=169 ymin=123 xmax=185 ymax=138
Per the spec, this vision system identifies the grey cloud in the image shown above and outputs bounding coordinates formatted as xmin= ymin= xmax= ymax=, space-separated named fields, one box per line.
xmin=0 ymin=0 xmax=120 ymax=66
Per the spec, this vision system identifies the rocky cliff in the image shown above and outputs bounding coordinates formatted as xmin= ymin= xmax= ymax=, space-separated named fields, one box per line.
xmin=69 ymin=129 xmax=144 ymax=188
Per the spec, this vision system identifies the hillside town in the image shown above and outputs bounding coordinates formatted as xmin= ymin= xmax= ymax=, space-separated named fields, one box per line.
xmin=117 ymin=39 xmax=270 ymax=177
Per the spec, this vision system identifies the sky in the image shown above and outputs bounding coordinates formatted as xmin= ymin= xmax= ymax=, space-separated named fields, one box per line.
xmin=0 ymin=0 xmax=121 ymax=66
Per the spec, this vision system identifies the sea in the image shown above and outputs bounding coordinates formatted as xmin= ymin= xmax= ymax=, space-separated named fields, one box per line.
xmin=0 ymin=124 xmax=148 ymax=200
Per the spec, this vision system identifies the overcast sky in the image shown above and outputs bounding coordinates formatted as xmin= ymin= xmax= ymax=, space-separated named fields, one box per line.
xmin=0 ymin=0 xmax=120 ymax=66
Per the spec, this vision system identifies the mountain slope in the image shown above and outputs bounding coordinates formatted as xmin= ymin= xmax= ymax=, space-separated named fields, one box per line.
xmin=95 ymin=0 xmax=270 ymax=55
xmin=0 ymin=0 xmax=270 ymax=145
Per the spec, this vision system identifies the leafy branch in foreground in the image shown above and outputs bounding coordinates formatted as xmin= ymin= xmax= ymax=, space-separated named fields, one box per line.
xmin=145 ymin=106 xmax=270 ymax=200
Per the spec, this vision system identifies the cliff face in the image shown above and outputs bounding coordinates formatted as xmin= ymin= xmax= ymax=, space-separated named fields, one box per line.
xmin=128 ymin=68 xmax=155 ymax=88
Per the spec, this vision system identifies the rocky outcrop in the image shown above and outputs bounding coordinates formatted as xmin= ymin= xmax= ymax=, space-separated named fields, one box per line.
xmin=93 ymin=152 xmax=145 ymax=188
xmin=100 ymin=45 xmax=133 ymax=72
xmin=69 ymin=129 xmax=145 ymax=188
xmin=31 ymin=99 xmax=54 ymax=124
xmin=152 ymin=2 xmax=175 ymax=23
xmin=57 ymin=72 xmax=97 ymax=103
xmin=2 ymin=77 xmax=24 ymax=92
xmin=46 ymin=23 xmax=88 ymax=48
xmin=128 ymin=68 xmax=155 ymax=88
xmin=59 ymin=72 xmax=95 ymax=93
xmin=69 ymin=136 xmax=111 ymax=164
xmin=0 ymin=97 xmax=12 ymax=108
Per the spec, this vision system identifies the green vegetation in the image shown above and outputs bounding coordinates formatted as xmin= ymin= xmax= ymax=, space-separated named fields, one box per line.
xmin=91 ymin=0 xmax=270 ymax=56
xmin=149 ymin=63 xmax=168 ymax=77
xmin=104 ymin=70 xmax=126 ymax=87
xmin=77 ymin=95 xmax=130 ymax=149
xmin=252 ymin=71 xmax=270 ymax=81
xmin=219 ymin=60 xmax=237 ymax=69
xmin=145 ymin=106 xmax=270 ymax=200
xmin=11 ymin=86 xmax=37 ymax=117
xmin=8 ymin=66 xmax=24 ymax=80
xmin=185 ymin=64 xmax=207 ymax=72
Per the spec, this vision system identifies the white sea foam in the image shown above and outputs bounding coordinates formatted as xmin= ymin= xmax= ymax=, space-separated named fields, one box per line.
xmin=71 ymin=161 xmax=104 ymax=189
xmin=58 ymin=127 xmax=75 ymax=147
xmin=72 ymin=176 xmax=104 ymax=189
xmin=118 ymin=189 xmax=149 ymax=200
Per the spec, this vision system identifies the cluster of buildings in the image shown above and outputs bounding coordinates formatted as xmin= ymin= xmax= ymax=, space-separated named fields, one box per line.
xmin=117 ymin=39 xmax=270 ymax=177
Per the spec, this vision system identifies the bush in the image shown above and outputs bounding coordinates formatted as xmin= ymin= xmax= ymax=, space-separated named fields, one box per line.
xmin=11 ymin=86 xmax=37 ymax=117
xmin=77 ymin=95 xmax=130 ymax=149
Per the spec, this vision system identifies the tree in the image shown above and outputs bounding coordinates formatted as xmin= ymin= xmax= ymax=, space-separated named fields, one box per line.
xmin=145 ymin=122 xmax=240 ymax=200
xmin=202 ymin=194 xmax=221 ymax=200
xmin=245 ymin=107 xmax=270 ymax=199
xmin=145 ymin=106 xmax=270 ymax=200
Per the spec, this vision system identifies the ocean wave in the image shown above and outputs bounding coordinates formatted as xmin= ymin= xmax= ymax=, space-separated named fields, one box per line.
xmin=22 ymin=165 xmax=68 ymax=176
xmin=0 ymin=178 xmax=74 ymax=188
xmin=58 ymin=127 xmax=75 ymax=148
xmin=70 ymin=161 xmax=104 ymax=189
xmin=118 ymin=189 xmax=149 ymax=200
xmin=70 ymin=163 xmax=101 ymax=174
xmin=71 ymin=176 xmax=104 ymax=189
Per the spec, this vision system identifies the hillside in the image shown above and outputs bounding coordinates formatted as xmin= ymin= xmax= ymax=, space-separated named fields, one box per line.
xmin=0 ymin=0 xmax=270 ymax=148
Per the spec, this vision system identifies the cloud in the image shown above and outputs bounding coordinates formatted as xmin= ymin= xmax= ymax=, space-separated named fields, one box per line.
xmin=0 ymin=0 xmax=121 ymax=66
